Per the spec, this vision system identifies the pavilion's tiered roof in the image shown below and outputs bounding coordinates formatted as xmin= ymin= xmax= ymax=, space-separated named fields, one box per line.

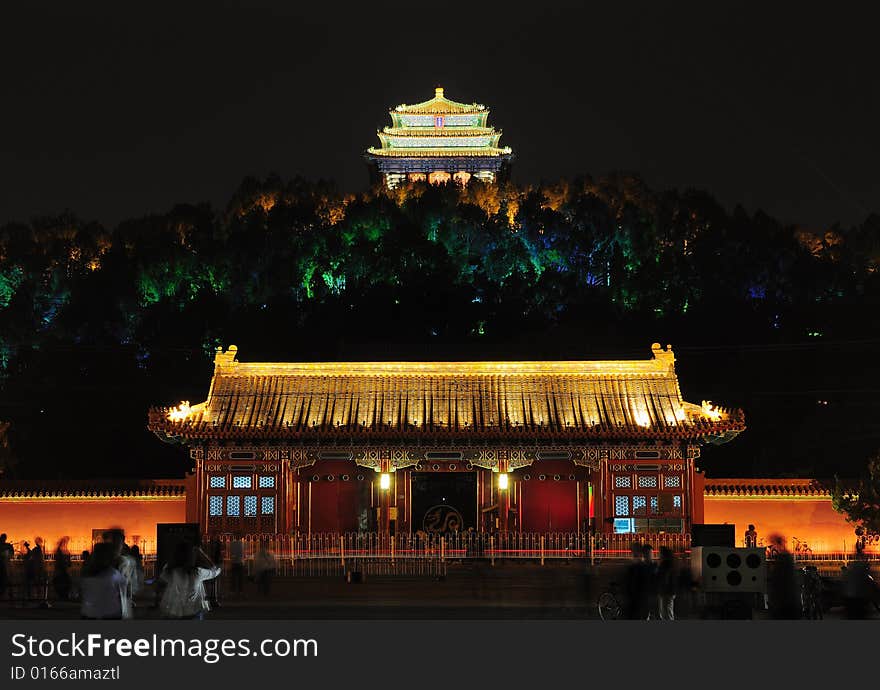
xmin=148 ymin=344 xmax=745 ymax=444
xmin=367 ymin=87 xmax=512 ymax=160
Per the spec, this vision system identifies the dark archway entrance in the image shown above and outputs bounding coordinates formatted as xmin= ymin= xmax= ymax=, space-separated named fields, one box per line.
xmin=411 ymin=472 xmax=477 ymax=533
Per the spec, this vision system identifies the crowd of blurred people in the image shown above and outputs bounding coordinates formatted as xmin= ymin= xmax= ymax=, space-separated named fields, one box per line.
xmin=0 ymin=529 xmax=877 ymax=620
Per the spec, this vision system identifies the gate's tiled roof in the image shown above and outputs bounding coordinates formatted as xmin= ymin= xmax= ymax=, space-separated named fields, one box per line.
xmin=148 ymin=343 xmax=744 ymax=443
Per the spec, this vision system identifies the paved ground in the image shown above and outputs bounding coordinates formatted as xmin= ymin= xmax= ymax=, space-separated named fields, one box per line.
xmin=1 ymin=562 xmax=876 ymax=620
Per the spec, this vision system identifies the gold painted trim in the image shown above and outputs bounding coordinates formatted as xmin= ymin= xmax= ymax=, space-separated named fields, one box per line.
xmin=0 ymin=495 xmax=186 ymax=503
xmin=703 ymin=494 xmax=831 ymax=501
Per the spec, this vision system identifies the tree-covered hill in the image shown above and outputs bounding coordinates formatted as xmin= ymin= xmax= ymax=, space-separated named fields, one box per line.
xmin=1 ymin=174 xmax=879 ymax=479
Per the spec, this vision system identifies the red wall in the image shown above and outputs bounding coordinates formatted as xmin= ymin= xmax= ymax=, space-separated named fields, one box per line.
xmin=0 ymin=498 xmax=187 ymax=555
xmin=703 ymin=497 xmax=863 ymax=553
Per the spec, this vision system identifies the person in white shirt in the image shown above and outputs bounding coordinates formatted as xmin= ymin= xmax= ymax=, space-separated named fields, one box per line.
xmin=159 ymin=543 xmax=221 ymax=620
xmin=103 ymin=530 xmax=137 ymax=618
xmin=79 ymin=542 xmax=126 ymax=620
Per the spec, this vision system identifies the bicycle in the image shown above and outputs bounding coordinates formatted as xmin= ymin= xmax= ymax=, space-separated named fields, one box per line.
xmin=800 ymin=566 xmax=823 ymax=619
xmin=792 ymin=537 xmax=813 ymax=558
xmin=597 ymin=582 xmax=624 ymax=621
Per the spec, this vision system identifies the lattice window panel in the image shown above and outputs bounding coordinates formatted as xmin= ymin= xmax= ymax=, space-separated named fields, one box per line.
xmin=209 ymin=476 xmax=226 ymax=489
xmin=664 ymin=475 xmax=682 ymax=488
xmin=259 ymin=476 xmax=275 ymax=488
xmin=633 ymin=495 xmax=647 ymax=515
xmin=244 ymin=495 xmax=258 ymax=517
xmin=637 ymin=475 xmax=658 ymax=489
xmin=232 ymin=476 xmax=252 ymax=489
xmin=208 ymin=495 xmax=223 ymax=516
xmin=614 ymin=475 xmax=631 ymax=488
xmin=261 ymin=496 xmax=275 ymax=515
xmin=615 ymin=495 xmax=629 ymax=516
xmin=673 ymin=495 xmax=682 ymax=509
xmin=650 ymin=496 xmax=659 ymax=514
xmin=226 ymin=495 xmax=241 ymax=516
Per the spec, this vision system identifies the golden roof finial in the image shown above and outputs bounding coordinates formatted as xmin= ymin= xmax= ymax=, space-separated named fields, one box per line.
xmin=435 ymin=86 xmax=444 ymax=99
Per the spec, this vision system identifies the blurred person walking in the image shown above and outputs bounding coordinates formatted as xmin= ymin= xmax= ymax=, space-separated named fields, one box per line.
xmin=767 ymin=537 xmax=801 ymax=619
xmin=254 ymin=543 xmax=276 ymax=597
xmin=656 ymin=546 xmax=678 ymax=620
xmin=0 ymin=533 xmax=13 ymax=598
xmin=229 ymin=538 xmax=245 ymax=596
xmin=158 ymin=543 xmax=221 ymax=620
xmin=79 ymin=542 xmax=125 ymax=620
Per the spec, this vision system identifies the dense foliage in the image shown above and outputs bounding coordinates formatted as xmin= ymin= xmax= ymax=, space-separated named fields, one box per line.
xmin=1 ymin=174 xmax=879 ymax=479
xmin=833 ymin=454 xmax=880 ymax=535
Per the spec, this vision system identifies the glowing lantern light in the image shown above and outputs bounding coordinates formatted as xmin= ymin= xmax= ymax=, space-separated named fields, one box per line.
xmin=498 ymin=472 xmax=509 ymax=490
xmin=379 ymin=473 xmax=391 ymax=490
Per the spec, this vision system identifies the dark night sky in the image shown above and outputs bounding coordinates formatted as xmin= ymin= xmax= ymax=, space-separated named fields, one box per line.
xmin=1 ymin=2 xmax=878 ymax=228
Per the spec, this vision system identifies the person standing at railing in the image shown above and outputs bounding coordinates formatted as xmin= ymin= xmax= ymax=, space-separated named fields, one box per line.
xmin=23 ymin=537 xmax=45 ymax=601
xmin=128 ymin=545 xmax=145 ymax=602
xmin=53 ymin=537 xmax=72 ymax=601
xmin=745 ymin=525 xmax=758 ymax=548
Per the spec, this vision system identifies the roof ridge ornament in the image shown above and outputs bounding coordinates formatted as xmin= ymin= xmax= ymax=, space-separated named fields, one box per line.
xmin=650 ymin=342 xmax=675 ymax=371
xmin=215 ymin=345 xmax=239 ymax=371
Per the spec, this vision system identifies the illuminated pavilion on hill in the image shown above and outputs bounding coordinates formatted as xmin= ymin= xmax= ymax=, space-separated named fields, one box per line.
xmin=365 ymin=87 xmax=513 ymax=189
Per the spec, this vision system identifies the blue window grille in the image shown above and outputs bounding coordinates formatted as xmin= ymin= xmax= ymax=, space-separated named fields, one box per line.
xmin=209 ymin=495 xmax=223 ymax=516
xmin=226 ymin=495 xmax=240 ymax=516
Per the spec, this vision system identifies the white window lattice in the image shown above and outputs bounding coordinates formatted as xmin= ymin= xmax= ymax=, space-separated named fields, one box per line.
xmin=226 ymin=495 xmax=240 ymax=516
xmin=650 ymin=496 xmax=659 ymax=513
xmin=209 ymin=476 xmax=226 ymax=488
xmin=673 ymin=495 xmax=682 ymax=509
xmin=258 ymin=476 xmax=275 ymax=488
xmin=232 ymin=476 xmax=252 ymax=489
xmin=244 ymin=495 xmax=258 ymax=517
xmin=637 ymin=475 xmax=658 ymax=488
xmin=261 ymin=496 xmax=275 ymax=515
xmin=633 ymin=496 xmax=647 ymax=514
xmin=615 ymin=495 xmax=629 ymax=516
xmin=664 ymin=475 xmax=682 ymax=488
xmin=614 ymin=475 xmax=631 ymax=488
xmin=209 ymin=495 xmax=223 ymax=516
